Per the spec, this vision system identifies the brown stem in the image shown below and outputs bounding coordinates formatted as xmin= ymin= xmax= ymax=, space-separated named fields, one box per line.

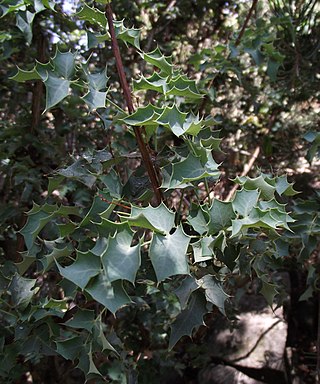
xmin=235 ymin=0 xmax=259 ymax=46
xmin=105 ymin=4 xmax=163 ymax=205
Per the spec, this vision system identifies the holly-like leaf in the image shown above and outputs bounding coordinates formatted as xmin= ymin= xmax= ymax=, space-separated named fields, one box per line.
xmin=7 ymin=273 xmax=36 ymax=310
xmin=65 ymin=309 xmax=96 ymax=333
xmin=56 ymin=336 xmax=82 ymax=361
xmin=83 ymin=65 xmax=109 ymax=91
xmin=120 ymin=104 xmax=162 ymax=126
xmin=166 ymin=74 xmax=203 ymax=99
xmin=207 ymin=199 xmax=235 ymax=235
xmin=234 ymin=175 xmax=276 ymax=200
xmin=169 ymin=291 xmax=207 ymax=349
xmin=232 ymin=188 xmax=260 ymax=217
xmin=192 ymin=237 xmax=214 ymax=263
xmin=174 ymin=276 xmax=199 ymax=310
xmin=56 ymin=251 xmax=101 ymax=290
xmin=149 ymin=226 xmax=190 ymax=282
xmin=10 ymin=66 xmax=42 ymax=82
xmin=197 ymin=275 xmax=229 ymax=315
xmin=41 ymin=245 xmax=73 ymax=271
xmin=76 ymin=3 xmax=107 ymax=27
xmin=82 ymin=88 xmax=107 ymax=110
xmin=114 ymin=20 xmax=141 ymax=50
xmin=85 ymin=273 xmax=131 ymax=314
xmin=260 ymin=278 xmax=278 ymax=307
xmin=157 ymin=105 xmax=187 ymax=135
xmin=16 ymin=10 xmax=35 ymax=44
xmin=44 ymin=73 xmax=70 ymax=111
xmin=52 ymin=49 xmax=76 ymax=79
xmin=187 ymin=205 xmax=210 ymax=235
xmin=275 ymin=175 xmax=299 ymax=196
xmin=142 ymin=47 xmax=173 ymax=76
xmin=133 ymin=72 xmax=168 ymax=93
xmin=165 ymin=153 xmax=220 ymax=189
xmin=102 ymin=230 xmax=141 ymax=284
xmin=126 ymin=203 xmax=175 ymax=234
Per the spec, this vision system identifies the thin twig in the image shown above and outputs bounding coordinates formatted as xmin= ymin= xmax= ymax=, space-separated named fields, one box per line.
xmin=235 ymin=0 xmax=259 ymax=46
xmin=225 ymin=145 xmax=260 ymax=202
xmin=105 ymin=4 xmax=163 ymax=205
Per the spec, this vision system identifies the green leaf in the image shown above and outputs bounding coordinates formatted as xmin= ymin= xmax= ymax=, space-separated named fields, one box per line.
xmin=149 ymin=226 xmax=190 ymax=282
xmin=65 ymin=309 xmax=96 ymax=333
xmin=41 ymin=245 xmax=73 ymax=271
xmin=133 ymin=72 xmax=168 ymax=93
xmin=102 ymin=230 xmax=141 ymax=284
xmin=232 ymin=188 xmax=260 ymax=217
xmin=100 ymin=170 xmax=122 ymax=199
xmin=56 ymin=336 xmax=82 ymax=361
xmin=56 ymin=251 xmax=101 ymax=290
xmin=58 ymin=158 xmax=96 ymax=188
xmin=166 ymin=153 xmax=219 ymax=189
xmin=275 ymin=175 xmax=299 ymax=196
xmin=7 ymin=273 xmax=36 ymax=310
xmin=169 ymin=291 xmax=207 ymax=349
xmin=52 ymin=49 xmax=76 ymax=79
xmin=187 ymin=205 xmax=210 ymax=235
xmin=76 ymin=3 xmax=107 ymax=28
xmin=142 ymin=47 xmax=173 ymax=76
xmin=234 ymin=175 xmax=276 ymax=200
xmin=207 ymin=199 xmax=235 ymax=235
xmin=114 ymin=20 xmax=141 ymax=50
xmin=83 ymin=65 xmax=109 ymax=91
xmin=82 ymin=88 xmax=107 ymax=110
xmin=126 ymin=203 xmax=175 ymax=234
xmin=44 ymin=73 xmax=70 ymax=111
xmin=174 ymin=276 xmax=199 ymax=310
xmin=260 ymin=279 xmax=278 ymax=307
xmin=157 ymin=105 xmax=187 ymax=135
xmin=80 ymin=191 xmax=115 ymax=227
xmin=120 ymin=104 xmax=162 ymax=126
xmin=197 ymin=275 xmax=229 ymax=315
xmin=166 ymin=74 xmax=203 ymax=99
xmin=20 ymin=203 xmax=56 ymax=249
xmin=16 ymin=10 xmax=35 ymax=44
xmin=10 ymin=66 xmax=42 ymax=82
xmin=85 ymin=273 xmax=131 ymax=314
xmin=192 ymin=237 xmax=214 ymax=262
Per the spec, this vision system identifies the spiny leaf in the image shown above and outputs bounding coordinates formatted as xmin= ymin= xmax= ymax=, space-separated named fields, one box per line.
xmin=166 ymin=74 xmax=203 ymax=99
xmin=133 ymin=72 xmax=168 ymax=93
xmin=164 ymin=153 xmax=220 ymax=189
xmin=41 ymin=245 xmax=73 ymax=271
xmin=142 ymin=47 xmax=173 ymax=76
xmin=187 ymin=205 xmax=210 ymax=235
xmin=169 ymin=291 xmax=207 ymax=349
xmin=126 ymin=203 xmax=175 ymax=234
xmin=102 ymin=230 xmax=141 ymax=284
xmin=120 ymin=104 xmax=162 ymax=126
xmin=76 ymin=3 xmax=107 ymax=28
xmin=7 ymin=273 xmax=36 ymax=310
xmin=56 ymin=251 xmax=101 ymax=290
xmin=197 ymin=275 xmax=229 ymax=315
xmin=56 ymin=336 xmax=82 ymax=361
xmin=149 ymin=226 xmax=190 ymax=282
xmin=232 ymin=188 xmax=260 ymax=217
xmin=157 ymin=105 xmax=187 ymax=135
xmin=10 ymin=66 xmax=42 ymax=82
xmin=234 ymin=175 xmax=276 ymax=200
xmin=192 ymin=237 xmax=214 ymax=263
xmin=85 ymin=272 xmax=131 ymax=314
xmin=83 ymin=64 xmax=108 ymax=91
xmin=82 ymin=88 xmax=107 ymax=110
xmin=44 ymin=73 xmax=70 ymax=111
xmin=114 ymin=20 xmax=141 ymax=50
xmin=52 ymin=49 xmax=76 ymax=79
xmin=65 ymin=309 xmax=96 ymax=333
xmin=16 ymin=10 xmax=35 ymax=44
xmin=174 ymin=276 xmax=199 ymax=310
xmin=260 ymin=278 xmax=278 ymax=307
xmin=207 ymin=199 xmax=236 ymax=235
